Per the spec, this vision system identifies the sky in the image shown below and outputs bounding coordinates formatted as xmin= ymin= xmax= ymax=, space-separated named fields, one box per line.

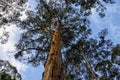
xmin=0 ymin=0 xmax=120 ymax=80
xmin=89 ymin=0 xmax=120 ymax=44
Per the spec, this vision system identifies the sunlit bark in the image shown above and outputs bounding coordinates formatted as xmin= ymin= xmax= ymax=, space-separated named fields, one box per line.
xmin=42 ymin=21 xmax=63 ymax=80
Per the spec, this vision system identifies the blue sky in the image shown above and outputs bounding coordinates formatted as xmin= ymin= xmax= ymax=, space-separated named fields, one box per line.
xmin=0 ymin=0 xmax=120 ymax=80
xmin=89 ymin=0 xmax=120 ymax=44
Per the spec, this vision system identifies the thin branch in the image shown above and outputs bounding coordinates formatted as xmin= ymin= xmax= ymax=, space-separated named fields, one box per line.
xmin=81 ymin=51 xmax=97 ymax=79
xmin=63 ymin=40 xmax=98 ymax=79
xmin=18 ymin=47 xmax=48 ymax=52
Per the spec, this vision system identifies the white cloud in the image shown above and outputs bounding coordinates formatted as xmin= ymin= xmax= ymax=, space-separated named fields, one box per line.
xmin=0 ymin=1 xmax=29 ymax=74
xmin=90 ymin=8 xmax=100 ymax=23
xmin=0 ymin=25 xmax=28 ymax=73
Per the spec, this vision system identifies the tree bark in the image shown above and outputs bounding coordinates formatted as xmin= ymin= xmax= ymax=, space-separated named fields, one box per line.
xmin=42 ymin=21 xmax=63 ymax=80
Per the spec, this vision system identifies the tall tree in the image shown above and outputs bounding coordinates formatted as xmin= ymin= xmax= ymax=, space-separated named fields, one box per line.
xmin=42 ymin=21 xmax=63 ymax=80
xmin=0 ymin=60 xmax=21 ymax=80
xmin=14 ymin=0 xmax=116 ymax=79
xmin=0 ymin=0 xmax=27 ymax=44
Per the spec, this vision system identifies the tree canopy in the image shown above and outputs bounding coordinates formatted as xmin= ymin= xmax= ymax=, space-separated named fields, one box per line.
xmin=13 ymin=0 xmax=120 ymax=79
xmin=0 ymin=60 xmax=21 ymax=80
xmin=0 ymin=0 xmax=27 ymax=44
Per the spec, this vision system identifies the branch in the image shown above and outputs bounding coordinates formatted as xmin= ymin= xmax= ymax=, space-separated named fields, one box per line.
xmin=81 ymin=51 xmax=97 ymax=79
xmin=63 ymin=40 xmax=98 ymax=79
xmin=19 ymin=47 xmax=48 ymax=52
xmin=15 ymin=47 xmax=48 ymax=59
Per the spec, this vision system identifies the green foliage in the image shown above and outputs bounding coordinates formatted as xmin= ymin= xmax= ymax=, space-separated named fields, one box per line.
xmin=0 ymin=0 xmax=27 ymax=44
xmin=14 ymin=0 xmax=117 ymax=79
xmin=0 ymin=0 xmax=27 ymax=25
xmin=111 ymin=44 xmax=120 ymax=62
xmin=95 ymin=60 xmax=112 ymax=71
xmin=99 ymin=76 xmax=108 ymax=80
xmin=0 ymin=72 xmax=16 ymax=80
xmin=64 ymin=74 xmax=75 ymax=80
xmin=0 ymin=60 xmax=21 ymax=80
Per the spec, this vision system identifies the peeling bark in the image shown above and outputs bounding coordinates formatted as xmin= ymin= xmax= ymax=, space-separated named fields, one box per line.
xmin=42 ymin=21 xmax=63 ymax=80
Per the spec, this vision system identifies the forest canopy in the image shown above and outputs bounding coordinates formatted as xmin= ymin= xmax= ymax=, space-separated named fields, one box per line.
xmin=1 ymin=0 xmax=120 ymax=80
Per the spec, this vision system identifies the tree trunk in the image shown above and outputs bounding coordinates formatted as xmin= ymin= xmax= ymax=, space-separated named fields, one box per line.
xmin=42 ymin=21 xmax=63 ymax=80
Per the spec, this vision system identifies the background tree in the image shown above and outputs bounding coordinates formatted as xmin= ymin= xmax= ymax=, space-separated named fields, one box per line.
xmin=14 ymin=0 xmax=117 ymax=79
xmin=0 ymin=60 xmax=21 ymax=80
xmin=0 ymin=0 xmax=27 ymax=44
xmin=64 ymin=28 xmax=120 ymax=79
xmin=0 ymin=72 xmax=16 ymax=80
